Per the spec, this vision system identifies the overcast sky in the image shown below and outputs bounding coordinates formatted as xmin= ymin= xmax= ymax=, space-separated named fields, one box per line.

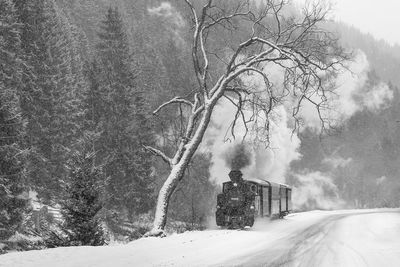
xmin=294 ymin=0 xmax=400 ymax=45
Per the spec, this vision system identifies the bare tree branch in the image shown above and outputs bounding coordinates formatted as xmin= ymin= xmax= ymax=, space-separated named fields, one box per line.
xmin=143 ymin=145 xmax=173 ymax=167
xmin=146 ymin=0 xmax=350 ymax=236
xmin=153 ymin=97 xmax=194 ymax=115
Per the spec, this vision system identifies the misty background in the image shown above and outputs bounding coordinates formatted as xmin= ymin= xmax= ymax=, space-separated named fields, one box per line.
xmin=1 ymin=0 xmax=400 ymax=251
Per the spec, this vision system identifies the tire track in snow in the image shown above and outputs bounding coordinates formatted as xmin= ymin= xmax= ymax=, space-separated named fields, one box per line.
xmin=221 ymin=210 xmax=400 ymax=267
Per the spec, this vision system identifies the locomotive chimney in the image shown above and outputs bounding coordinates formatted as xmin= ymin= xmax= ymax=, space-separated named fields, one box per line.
xmin=229 ymin=170 xmax=243 ymax=183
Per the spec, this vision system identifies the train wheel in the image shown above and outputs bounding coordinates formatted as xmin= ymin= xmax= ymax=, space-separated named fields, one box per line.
xmin=228 ymin=218 xmax=244 ymax=229
xmin=227 ymin=221 xmax=237 ymax=229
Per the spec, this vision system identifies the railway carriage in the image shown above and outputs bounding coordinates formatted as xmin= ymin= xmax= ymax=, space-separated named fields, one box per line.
xmin=216 ymin=170 xmax=292 ymax=228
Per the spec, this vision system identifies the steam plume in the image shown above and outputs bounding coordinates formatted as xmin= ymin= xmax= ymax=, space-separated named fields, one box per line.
xmin=203 ymin=48 xmax=392 ymax=211
xmin=203 ymin=101 xmax=300 ymax=184
xmin=291 ymin=171 xmax=345 ymax=210
xmin=223 ymin=143 xmax=252 ymax=170
xmin=300 ymin=50 xmax=393 ymax=130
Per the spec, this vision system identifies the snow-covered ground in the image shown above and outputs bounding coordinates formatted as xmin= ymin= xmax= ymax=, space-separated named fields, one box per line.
xmin=1 ymin=208 xmax=399 ymax=267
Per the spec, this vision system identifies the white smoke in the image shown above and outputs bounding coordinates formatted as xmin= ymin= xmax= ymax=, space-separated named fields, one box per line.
xmin=148 ymin=2 xmax=185 ymax=45
xmin=244 ymin=105 xmax=301 ymax=183
xmin=204 ymin=48 xmax=392 ymax=211
xmin=322 ymin=156 xmax=352 ymax=169
xmin=300 ymin=50 xmax=393 ymax=130
xmin=376 ymin=176 xmax=386 ymax=185
xmin=291 ymin=171 xmax=345 ymax=210
xmin=335 ymin=51 xmax=370 ymax=117
xmin=362 ymin=82 xmax=393 ymax=111
xmin=147 ymin=2 xmax=184 ymax=27
xmin=204 ymin=100 xmax=300 ymax=185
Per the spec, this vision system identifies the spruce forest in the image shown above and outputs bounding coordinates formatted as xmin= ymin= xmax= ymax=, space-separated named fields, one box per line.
xmin=1 ymin=0 xmax=400 ymax=253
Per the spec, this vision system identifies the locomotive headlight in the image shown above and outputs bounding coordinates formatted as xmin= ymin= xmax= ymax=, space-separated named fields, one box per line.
xmin=233 ymin=183 xmax=238 ymax=187
xmin=250 ymin=205 xmax=255 ymax=209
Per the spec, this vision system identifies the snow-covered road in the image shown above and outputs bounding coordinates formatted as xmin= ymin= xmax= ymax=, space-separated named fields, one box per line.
xmin=1 ymin=209 xmax=399 ymax=267
xmin=223 ymin=209 xmax=400 ymax=266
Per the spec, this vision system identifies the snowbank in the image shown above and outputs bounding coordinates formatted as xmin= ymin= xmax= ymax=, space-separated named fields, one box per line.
xmin=1 ymin=209 xmax=399 ymax=267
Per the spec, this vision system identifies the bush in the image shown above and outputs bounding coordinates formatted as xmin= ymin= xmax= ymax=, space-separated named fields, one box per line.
xmin=61 ymin=151 xmax=105 ymax=246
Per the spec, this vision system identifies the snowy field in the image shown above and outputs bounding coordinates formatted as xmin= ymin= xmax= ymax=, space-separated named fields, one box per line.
xmin=1 ymin=208 xmax=400 ymax=267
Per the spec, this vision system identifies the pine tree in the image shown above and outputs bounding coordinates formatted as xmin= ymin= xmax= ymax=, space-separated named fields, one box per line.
xmin=0 ymin=0 xmax=28 ymax=240
xmin=95 ymin=7 xmax=154 ymax=220
xmin=128 ymin=90 xmax=155 ymax=214
xmin=83 ymin=60 xmax=104 ymax=149
xmin=13 ymin=0 xmax=85 ymax=201
xmin=61 ymin=145 xmax=105 ymax=246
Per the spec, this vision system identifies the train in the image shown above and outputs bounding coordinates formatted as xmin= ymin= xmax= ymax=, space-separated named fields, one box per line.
xmin=216 ymin=170 xmax=292 ymax=228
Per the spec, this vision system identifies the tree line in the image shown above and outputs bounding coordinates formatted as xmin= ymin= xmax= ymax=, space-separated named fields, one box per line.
xmin=0 ymin=0 xmax=211 ymax=249
xmin=2 ymin=0 xmax=400 ymax=250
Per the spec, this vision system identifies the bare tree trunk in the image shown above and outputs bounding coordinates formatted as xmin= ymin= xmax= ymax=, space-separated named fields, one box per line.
xmin=146 ymin=102 xmax=217 ymax=236
xmin=147 ymin=164 xmax=186 ymax=236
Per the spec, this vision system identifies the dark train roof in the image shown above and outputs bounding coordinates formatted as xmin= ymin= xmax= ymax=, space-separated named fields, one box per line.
xmin=223 ymin=178 xmax=291 ymax=189
xmin=248 ymin=179 xmax=291 ymax=188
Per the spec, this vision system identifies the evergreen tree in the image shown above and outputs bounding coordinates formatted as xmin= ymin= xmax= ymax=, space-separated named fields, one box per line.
xmin=0 ymin=0 xmax=28 ymax=240
xmin=13 ymin=0 xmax=84 ymax=201
xmin=127 ymin=89 xmax=155 ymax=215
xmin=61 ymin=145 xmax=105 ymax=246
xmin=83 ymin=60 xmax=104 ymax=148
xmin=95 ymin=7 xmax=154 ymax=220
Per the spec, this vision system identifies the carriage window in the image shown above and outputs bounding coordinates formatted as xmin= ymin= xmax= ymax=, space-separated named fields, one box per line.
xmin=249 ymin=184 xmax=258 ymax=194
xmin=262 ymin=186 xmax=269 ymax=216
xmin=280 ymin=187 xmax=287 ymax=212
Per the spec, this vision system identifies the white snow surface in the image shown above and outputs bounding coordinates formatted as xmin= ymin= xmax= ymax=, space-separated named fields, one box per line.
xmin=1 ymin=208 xmax=400 ymax=267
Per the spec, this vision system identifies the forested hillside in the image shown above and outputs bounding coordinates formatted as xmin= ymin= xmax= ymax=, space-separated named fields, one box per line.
xmin=290 ymin=22 xmax=400 ymax=209
xmin=1 ymin=0 xmax=400 ymax=253
xmin=1 ymin=0 xmax=216 ymax=251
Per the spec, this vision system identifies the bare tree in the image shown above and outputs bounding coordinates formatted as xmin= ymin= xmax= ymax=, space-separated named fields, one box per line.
xmin=144 ymin=0 xmax=348 ymax=236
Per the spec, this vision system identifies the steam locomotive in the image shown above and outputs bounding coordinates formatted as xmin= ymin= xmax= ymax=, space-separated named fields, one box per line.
xmin=216 ymin=170 xmax=292 ymax=228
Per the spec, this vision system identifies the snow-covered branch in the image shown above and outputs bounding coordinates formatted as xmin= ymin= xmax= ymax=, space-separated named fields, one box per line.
xmin=143 ymin=145 xmax=172 ymax=167
xmin=146 ymin=0 xmax=349 ymax=236
xmin=153 ymin=97 xmax=194 ymax=115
